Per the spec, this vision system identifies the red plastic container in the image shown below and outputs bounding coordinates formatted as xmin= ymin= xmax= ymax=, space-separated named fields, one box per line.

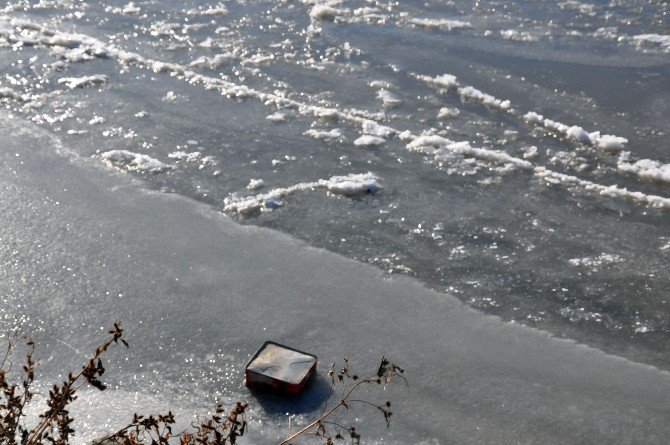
xmin=245 ymin=341 xmax=317 ymax=394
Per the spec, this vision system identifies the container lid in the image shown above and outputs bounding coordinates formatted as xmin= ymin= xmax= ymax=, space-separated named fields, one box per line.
xmin=246 ymin=342 xmax=317 ymax=385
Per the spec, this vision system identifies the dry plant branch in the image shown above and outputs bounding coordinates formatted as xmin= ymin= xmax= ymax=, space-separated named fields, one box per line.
xmin=279 ymin=356 xmax=406 ymax=445
xmin=1 ymin=325 xmax=403 ymax=445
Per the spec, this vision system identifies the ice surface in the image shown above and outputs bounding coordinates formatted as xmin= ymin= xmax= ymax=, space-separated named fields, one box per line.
xmin=1 ymin=116 xmax=669 ymax=445
xmin=0 ymin=1 xmax=669 ymax=442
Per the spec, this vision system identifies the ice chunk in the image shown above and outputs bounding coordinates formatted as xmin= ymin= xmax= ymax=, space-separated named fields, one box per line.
xmin=247 ymin=179 xmax=265 ymax=190
xmin=57 ymin=75 xmax=108 ymax=89
xmin=459 ymin=86 xmax=511 ymax=110
xmin=408 ymin=18 xmax=473 ymax=31
xmin=437 ymin=107 xmax=460 ymax=119
xmin=310 ymin=5 xmax=339 ymax=21
xmin=632 ymin=34 xmax=670 ymax=51
xmin=101 ymin=150 xmax=173 ymax=174
xmin=377 ymin=89 xmax=402 ymax=107
xmin=416 ymin=73 xmax=460 ymax=91
xmin=224 ymin=173 xmax=380 ymax=215
xmin=354 ymin=135 xmax=386 ymax=147
xmin=618 ymin=157 xmax=670 ymax=184
xmin=304 ymin=128 xmax=342 ymax=140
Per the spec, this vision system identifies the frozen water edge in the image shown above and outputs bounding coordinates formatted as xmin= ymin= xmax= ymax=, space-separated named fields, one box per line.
xmin=1 ymin=116 xmax=670 ymax=444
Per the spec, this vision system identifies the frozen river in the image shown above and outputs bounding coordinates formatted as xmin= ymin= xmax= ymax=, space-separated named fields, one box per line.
xmin=0 ymin=1 xmax=669 ymax=443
